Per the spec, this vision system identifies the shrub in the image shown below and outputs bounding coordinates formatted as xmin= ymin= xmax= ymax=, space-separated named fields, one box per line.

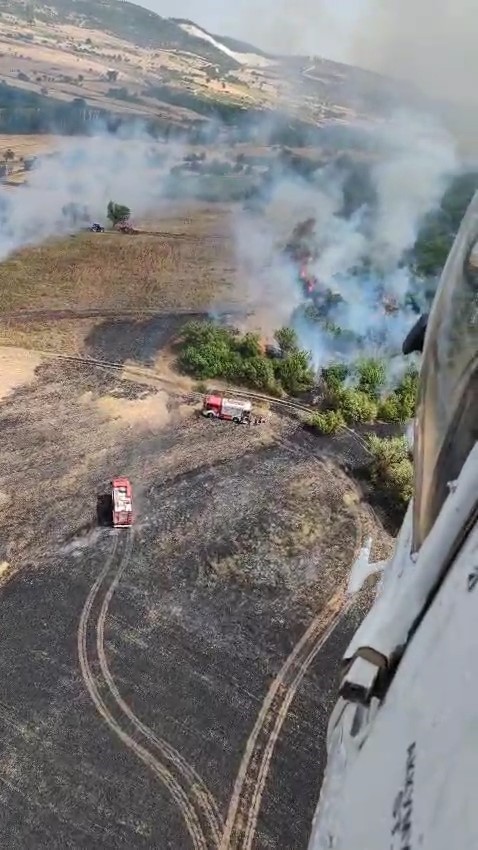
xmin=241 ymin=355 xmax=276 ymax=390
xmin=236 ymin=331 xmax=262 ymax=358
xmin=377 ymin=392 xmax=403 ymax=422
xmin=305 ymin=409 xmax=346 ymax=435
xmin=177 ymin=320 xmax=311 ymax=395
xmin=333 ymin=387 xmax=378 ymax=423
xmin=274 ymin=325 xmax=298 ymax=353
xmin=395 ymin=366 xmax=419 ymax=419
xmin=367 ymin=435 xmax=413 ymax=505
xmin=378 ymin=367 xmax=419 ymax=423
xmin=355 ymin=357 xmax=386 ymax=400
xmin=274 ymin=349 xmax=315 ymax=395
xmin=321 ymin=363 xmax=349 ymax=393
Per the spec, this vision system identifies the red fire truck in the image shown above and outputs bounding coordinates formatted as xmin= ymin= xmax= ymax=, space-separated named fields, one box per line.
xmin=111 ymin=477 xmax=133 ymax=527
xmin=202 ymin=394 xmax=252 ymax=424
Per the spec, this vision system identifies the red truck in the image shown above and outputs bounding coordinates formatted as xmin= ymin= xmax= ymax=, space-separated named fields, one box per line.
xmin=111 ymin=477 xmax=133 ymax=527
xmin=202 ymin=394 xmax=252 ymax=424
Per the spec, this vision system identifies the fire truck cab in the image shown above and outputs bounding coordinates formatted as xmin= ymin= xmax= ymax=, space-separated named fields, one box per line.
xmin=111 ymin=477 xmax=133 ymax=527
xmin=202 ymin=394 xmax=252 ymax=424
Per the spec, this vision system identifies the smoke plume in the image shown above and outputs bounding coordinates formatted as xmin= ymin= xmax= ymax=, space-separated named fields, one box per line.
xmin=0 ymin=107 xmax=459 ymax=381
xmin=234 ymin=110 xmax=458 ymax=370
xmin=351 ymin=0 xmax=478 ymax=109
xmin=0 ymin=131 xmax=181 ymax=260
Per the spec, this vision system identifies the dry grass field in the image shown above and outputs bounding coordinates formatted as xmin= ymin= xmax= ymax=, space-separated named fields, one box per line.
xmin=0 ymin=205 xmax=238 ymax=314
xmin=0 ymin=134 xmax=60 ymax=157
xmin=0 ymin=202 xmax=245 ymax=354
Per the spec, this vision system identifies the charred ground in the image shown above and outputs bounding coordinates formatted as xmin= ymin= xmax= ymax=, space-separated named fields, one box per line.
xmin=0 ymin=339 xmax=392 ymax=849
xmin=0 ymin=200 xmax=395 ymax=849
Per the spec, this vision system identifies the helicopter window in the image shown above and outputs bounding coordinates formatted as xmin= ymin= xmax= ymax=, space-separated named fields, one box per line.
xmin=412 ymin=199 xmax=478 ymax=552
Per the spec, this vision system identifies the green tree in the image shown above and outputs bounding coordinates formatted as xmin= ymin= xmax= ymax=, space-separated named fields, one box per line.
xmin=274 ymin=326 xmax=298 ymax=353
xmin=107 ymin=200 xmax=130 ymax=226
xmin=322 ymin=363 xmax=349 ymax=393
xmin=333 ymin=388 xmax=378 ymax=423
xmin=377 ymin=393 xmax=403 ymax=423
xmin=367 ymin=435 xmax=413 ymax=505
xmin=236 ymin=331 xmax=262 ymax=359
xmin=275 ymin=349 xmax=315 ymax=395
xmin=355 ymin=357 xmax=386 ymax=400
xmin=378 ymin=367 xmax=419 ymax=423
xmin=241 ymin=356 xmax=276 ymax=391
xmin=177 ymin=320 xmax=312 ymax=395
xmin=395 ymin=367 xmax=419 ymax=419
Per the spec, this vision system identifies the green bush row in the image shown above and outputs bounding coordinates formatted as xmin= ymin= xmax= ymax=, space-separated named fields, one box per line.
xmin=179 ymin=322 xmax=419 ymax=427
xmin=177 ymin=322 xmax=315 ymax=396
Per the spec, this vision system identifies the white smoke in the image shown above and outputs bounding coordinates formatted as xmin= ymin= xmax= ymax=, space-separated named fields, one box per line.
xmin=0 ymin=108 xmax=459 ymax=380
xmin=0 ymin=129 xmax=182 ymax=260
xmin=233 ymin=109 xmax=458 ymax=369
xmin=233 ymin=163 xmax=345 ymax=337
xmin=368 ymin=111 xmax=457 ymax=271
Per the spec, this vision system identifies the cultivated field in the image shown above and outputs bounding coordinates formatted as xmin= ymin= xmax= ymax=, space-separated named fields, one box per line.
xmin=0 ymin=13 xmax=273 ymax=126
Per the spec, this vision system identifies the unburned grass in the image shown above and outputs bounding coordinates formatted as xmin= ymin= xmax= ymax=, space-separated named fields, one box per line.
xmin=0 ymin=208 xmax=237 ymax=315
xmin=0 ymin=319 xmax=97 ymax=353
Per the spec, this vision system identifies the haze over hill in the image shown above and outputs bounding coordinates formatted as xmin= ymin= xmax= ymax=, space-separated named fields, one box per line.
xmin=143 ymin=0 xmax=478 ymax=109
xmin=0 ymin=0 xmax=428 ymax=138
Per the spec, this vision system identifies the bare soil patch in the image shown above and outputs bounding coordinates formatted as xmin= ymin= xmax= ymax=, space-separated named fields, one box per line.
xmin=0 ymin=346 xmax=41 ymax=399
xmin=83 ymin=387 xmax=171 ymax=431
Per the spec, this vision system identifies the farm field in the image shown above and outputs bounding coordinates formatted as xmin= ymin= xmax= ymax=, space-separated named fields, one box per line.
xmin=0 ymin=166 xmax=396 ymax=850
xmin=0 ymin=338 xmax=392 ymax=849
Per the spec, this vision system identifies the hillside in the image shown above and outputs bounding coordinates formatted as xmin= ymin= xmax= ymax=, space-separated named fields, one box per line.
xmin=0 ymin=0 xmax=415 ymax=135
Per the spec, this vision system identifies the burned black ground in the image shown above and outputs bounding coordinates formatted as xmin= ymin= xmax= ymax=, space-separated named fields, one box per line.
xmin=0 ymin=352 xmax=392 ymax=849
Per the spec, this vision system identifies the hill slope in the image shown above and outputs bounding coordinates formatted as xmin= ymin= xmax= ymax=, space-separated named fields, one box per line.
xmin=0 ymin=0 xmax=417 ymax=132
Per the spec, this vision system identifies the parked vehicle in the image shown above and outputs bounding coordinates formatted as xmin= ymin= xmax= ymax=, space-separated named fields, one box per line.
xmin=202 ymin=394 xmax=252 ymax=424
xmin=111 ymin=477 xmax=133 ymax=527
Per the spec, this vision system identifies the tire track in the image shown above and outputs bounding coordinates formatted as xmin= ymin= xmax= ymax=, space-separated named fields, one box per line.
xmin=239 ymin=596 xmax=351 ymax=850
xmin=31 ymin=344 xmax=373 ymax=849
xmin=95 ymin=535 xmax=224 ymax=847
xmin=77 ymin=530 xmax=211 ymax=850
xmin=0 ymin=343 xmax=373 ymax=458
xmin=219 ymin=435 xmax=366 ymax=850
xmin=218 ymin=590 xmax=350 ymax=850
